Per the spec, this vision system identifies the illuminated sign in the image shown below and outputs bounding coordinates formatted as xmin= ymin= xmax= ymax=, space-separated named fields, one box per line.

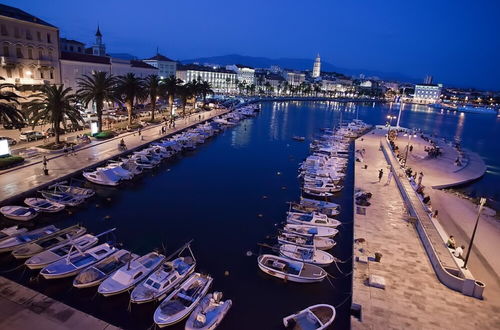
xmin=0 ymin=139 xmax=10 ymax=156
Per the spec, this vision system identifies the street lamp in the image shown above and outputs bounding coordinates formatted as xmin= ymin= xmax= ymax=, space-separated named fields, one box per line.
xmin=462 ymin=197 xmax=487 ymax=269
xmin=387 ymin=115 xmax=396 ymax=127
xmin=403 ymin=131 xmax=417 ymax=167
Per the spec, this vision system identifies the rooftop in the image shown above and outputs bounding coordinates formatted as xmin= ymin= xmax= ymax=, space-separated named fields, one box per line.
xmin=178 ymin=63 xmax=235 ymax=74
xmin=0 ymin=4 xmax=56 ymax=28
xmin=60 ymin=51 xmax=111 ymax=65
xmin=130 ymin=60 xmax=157 ymax=69
xmin=60 ymin=38 xmax=85 ymax=46
xmin=144 ymin=53 xmax=175 ymax=62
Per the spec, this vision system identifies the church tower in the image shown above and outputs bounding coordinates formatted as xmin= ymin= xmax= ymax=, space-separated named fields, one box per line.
xmin=92 ymin=25 xmax=106 ymax=56
xmin=312 ymin=54 xmax=321 ymax=78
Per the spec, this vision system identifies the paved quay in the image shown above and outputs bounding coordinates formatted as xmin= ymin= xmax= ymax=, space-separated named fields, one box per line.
xmin=351 ymin=131 xmax=500 ymax=329
xmin=0 ymin=108 xmax=228 ymax=205
xmin=0 ymin=276 xmax=119 ymax=330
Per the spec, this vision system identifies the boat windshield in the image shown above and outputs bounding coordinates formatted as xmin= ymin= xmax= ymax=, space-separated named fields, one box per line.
xmin=12 ymin=208 xmax=30 ymax=215
xmin=71 ymin=254 xmax=97 ymax=267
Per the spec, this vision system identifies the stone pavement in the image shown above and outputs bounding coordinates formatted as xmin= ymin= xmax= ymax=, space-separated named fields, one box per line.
xmin=0 ymin=108 xmax=227 ymax=205
xmin=351 ymin=132 xmax=500 ymax=330
xmin=0 ymin=276 xmax=120 ymax=330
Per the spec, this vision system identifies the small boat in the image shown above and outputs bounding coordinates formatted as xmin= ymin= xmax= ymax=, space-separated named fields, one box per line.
xmin=185 ymin=292 xmax=232 ymax=330
xmin=278 ymin=232 xmax=335 ymax=251
xmin=98 ymin=251 xmax=165 ymax=296
xmin=25 ymin=233 xmax=99 ymax=269
xmin=284 ymin=224 xmax=338 ymax=237
xmin=73 ymin=249 xmax=139 ymax=288
xmin=39 ymin=191 xmax=85 ymax=206
xmin=24 ymin=198 xmax=65 ymax=213
xmin=0 ymin=225 xmax=59 ymax=253
xmin=0 ymin=226 xmax=27 ymax=242
xmin=101 ymin=164 xmax=134 ymax=180
xmin=131 ymin=256 xmax=196 ymax=304
xmin=83 ymin=168 xmax=121 ymax=186
xmin=302 ymin=189 xmax=333 ymax=198
xmin=51 ymin=183 xmax=95 ymax=199
xmin=153 ymin=273 xmax=213 ymax=327
xmin=293 ymin=136 xmax=306 ymax=142
xmin=0 ymin=206 xmax=38 ymax=221
xmin=300 ymin=197 xmax=339 ymax=210
xmin=291 ymin=203 xmax=340 ymax=217
xmin=257 ymin=254 xmax=327 ymax=283
xmin=279 ymin=244 xmax=334 ymax=267
xmin=40 ymin=243 xmax=117 ymax=279
xmin=287 ymin=212 xmax=340 ymax=228
xmin=283 ymin=304 xmax=336 ymax=329
xmin=12 ymin=224 xmax=86 ymax=259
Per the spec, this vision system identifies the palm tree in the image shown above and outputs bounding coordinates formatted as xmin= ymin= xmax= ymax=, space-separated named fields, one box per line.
xmin=144 ymin=74 xmax=161 ymax=122
xmin=198 ymin=81 xmax=214 ymax=105
xmin=25 ymin=85 xmax=83 ymax=145
xmin=114 ymin=73 xmax=146 ymax=126
xmin=77 ymin=71 xmax=117 ymax=133
xmin=0 ymin=77 xmax=25 ymax=127
xmin=177 ymin=83 xmax=194 ymax=118
xmin=161 ymin=75 xmax=183 ymax=118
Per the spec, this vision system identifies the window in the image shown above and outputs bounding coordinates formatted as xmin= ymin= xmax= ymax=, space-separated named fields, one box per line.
xmin=6 ymin=68 xmax=12 ymax=78
xmin=16 ymin=46 xmax=23 ymax=58
xmin=38 ymin=48 xmax=43 ymax=59
xmin=14 ymin=27 xmax=20 ymax=38
xmin=37 ymin=31 xmax=41 ymax=41
xmin=28 ymin=47 xmax=33 ymax=59
xmin=48 ymin=50 xmax=52 ymax=59
xmin=70 ymin=45 xmax=74 ymax=52
xmin=2 ymin=44 xmax=9 ymax=57
xmin=50 ymin=70 xmax=54 ymax=79
xmin=18 ymin=68 xmax=23 ymax=78
xmin=47 ymin=33 xmax=51 ymax=43
xmin=26 ymin=30 xmax=32 ymax=40
xmin=0 ymin=24 xmax=7 ymax=36
xmin=40 ymin=70 xmax=44 ymax=79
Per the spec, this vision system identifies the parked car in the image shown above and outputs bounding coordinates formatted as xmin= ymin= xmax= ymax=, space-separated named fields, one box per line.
xmin=45 ymin=127 xmax=66 ymax=137
xmin=2 ymin=122 xmax=27 ymax=130
xmin=0 ymin=136 xmax=17 ymax=145
xmin=19 ymin=131 xmax=45 ymax=142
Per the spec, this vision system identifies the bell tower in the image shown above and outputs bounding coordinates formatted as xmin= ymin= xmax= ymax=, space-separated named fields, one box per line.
xmin=92 ymin=25 xmax=106 ymax=56
xmin=312 ymin=54 xmax=321 ymax=78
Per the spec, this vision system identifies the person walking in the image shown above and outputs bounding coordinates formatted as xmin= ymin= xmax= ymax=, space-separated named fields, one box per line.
xmin=409 ymin=145 xmax=413 ymax=153
xmin=378 ymin=169 xmax=384 ymax=182
xmin=417 ymin=171 xmax=424 ymax=187
xmin=42 ymin=156 xmax=49 ymax=175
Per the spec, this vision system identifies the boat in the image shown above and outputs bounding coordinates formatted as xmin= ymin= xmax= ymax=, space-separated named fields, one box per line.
xmin=131 ymin=256 xmax=196 ymax=304
xmin=299 ymin=197 xmax=339 ymax=210
xmin=283 ymin=304 xmax=336 ymax=330
xmin=98 ymin=251 xmax=165 ymax=296
xmin=185 ymin=292 xmax=232 ymax=330
xmin=287 ymin=212 xmax=340 ymax=228
xmin=39 ymin=191 xmax=85 ymax=206
xmin=291 ymin=203 xmax=340 ymax=217
xmin=284 ymin=224 xmax=339 ymax=238
xmin=0 ymin=225 xmax=59 ymax=253
xmin=293 ymin=136 xmax=306 ymax=142
xmin=83 ymin=168 xmax=121 ymax=186
xmin=24 ymin=198 xmax=65 ymax=213
xmin=101 ymin=164 xmax=134 ymax=180
xmin=279 ymin=244 xmax=334 ymax=267
xmin=50 ymin=183 xmax=95 ymax=199
xmin=25 ymin=233 xmax=99 ymax=269
xmin=278 ymin=232 xmax=336 ymax=251
xmin=0 ymin=206 xmax=38 ymax=221
xmin=12 ymin=224 xmax=86 ymax=259
xmin=302 ymin=189 xmax=333 ymax=198
xmin=0 ymin=226 xmax=27 ymax=242
xmin=153 ymin=273 xmax=213 ymax=328
xmin=40 ymin=243 xmax=118 ymax=279
xmin=73 ymin=249 xmax=139 ymax=288
xmin=257 ymin=254 xmax=327 ymax=283
xmin=457 ymin=105 xmax=497 ymax=115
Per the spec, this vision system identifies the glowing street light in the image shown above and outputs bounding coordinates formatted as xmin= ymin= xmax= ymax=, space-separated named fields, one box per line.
xmin=463 ymin=197 xmax=487 ymax=269
xmin=403 ymin=131 xmax=417 ymax=167
xmin=387 ymin=115 xmax=397 ymax=127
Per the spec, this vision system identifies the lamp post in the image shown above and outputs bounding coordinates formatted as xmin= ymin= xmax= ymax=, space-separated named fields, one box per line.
xmin=462 ymin=197 xmax=487 ymax=269
xmin=403 ymin=130 xmax=417 ymax=167
xmin=387 ymin=115 xmax=396 ymax=127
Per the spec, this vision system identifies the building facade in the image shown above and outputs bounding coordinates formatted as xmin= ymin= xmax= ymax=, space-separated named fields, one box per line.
xmin=0 ymin=4 xmax=61 ymax=91
xmin=176 ymin=64 xmax=236 ymax=93
xmin=60 ymin=38 xmax=85 ymax=54
xmin=226 ymin=64 xmax=255 ymax=86
xmin=143 ymin=53 xmax=176 ymax=79
xmin=414 ymin=84 xmax=442 ymax=103
xmin=284 ymin=70 xmax=306 ymax=86
xmin=312 ymin=54 xmax=321 ymax=78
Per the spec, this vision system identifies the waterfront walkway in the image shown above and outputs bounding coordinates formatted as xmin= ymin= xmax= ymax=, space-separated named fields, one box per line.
xmin=351 ymin=132 xmax=500 ymax=329
xmin=0 ymin=109 xmax=227 ymax=205
xmin=0 ymin=276 xmax=119 ymax=330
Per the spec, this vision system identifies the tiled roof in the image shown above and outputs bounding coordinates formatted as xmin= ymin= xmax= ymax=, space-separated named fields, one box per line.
xmin=144 ymin=53 xmax=175 ymax=62
xmin=130 ymin=60 xmax=157 ymax=69
xmin=60 ymin=38 xmax=85 ymax=45
xmin=0 ymin=4 xmax=56 ymax=28
xmin=60 ymin=51 xmax=111 ymax=64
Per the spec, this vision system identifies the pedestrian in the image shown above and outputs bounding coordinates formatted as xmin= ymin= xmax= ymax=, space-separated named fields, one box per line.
xmin=453 ymin=245 xmax=465 ymax=260
xmin=42 ymin=156 xmax=49 ymax=175
xmin=70 ymin=145 xmax=76 ymax=156
xmin=409 ymin=145 xmax=413 ymax=153
xmin=378 ymin=169 xmax=384 ymax=182
xmin=63 ymin=145 xmax=68 ymax=156
xmin=447 ymin=235 xmax=456 ymax=249
xmin=198 ymin=114 xmax=201 ymax=121
xmin=417 ymin=171 xmax=424 ymax=187
xmin=386 ymin=169 xmax=393 ymax=185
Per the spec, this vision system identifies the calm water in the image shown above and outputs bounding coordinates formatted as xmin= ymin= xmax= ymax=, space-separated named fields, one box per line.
xmin=1 ymin=100 xmax=498 ymax=330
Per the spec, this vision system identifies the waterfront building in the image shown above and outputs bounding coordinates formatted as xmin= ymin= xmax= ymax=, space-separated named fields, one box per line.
xmin=312 ymin=54 xmax=321 ymax=78
xmin=60 ymin=38 xmax=85 ymax=54
xmin=226 ymin=64 xmax=255 ymax=86
xmin=283 ymin=70 xmax=306 ymax=86
xmin=176 ymin=64 xmax=236 ymax=93
xmin=0 ymin=4 xmax=61 ymax=93
xmin=414 ymin=84 xmax=442 ymax=103
xmin=143 ymin=53 xmax=176 ymax=79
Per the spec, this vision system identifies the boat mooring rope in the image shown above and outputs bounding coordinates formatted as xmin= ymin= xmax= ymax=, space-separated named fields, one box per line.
xmin=0 ymin=263 xmax=25 ymax=273
xmin=334 ymin=293 xmax=353 ymax=309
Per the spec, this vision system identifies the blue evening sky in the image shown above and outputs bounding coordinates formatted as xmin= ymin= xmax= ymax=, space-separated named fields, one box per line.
xmin=5 ymin=0 xmax=500 ymax=90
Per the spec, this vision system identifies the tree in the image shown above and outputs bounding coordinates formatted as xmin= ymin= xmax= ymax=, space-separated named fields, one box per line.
xmin=144 ymin=74 xmax=162 ymax=121
xmin=25 ymin=85 xmax=83 ymax=145
xmin=161 ymin=75 xmax=183 ymax=119
xmin=77 ymin=71 xmax=117 ymax=133
xmin=198 ymin=81 xmax=214 ymax=105
xmin=114 ymin=73 xmax=146 ymax=126
xmin=264 ymin=82 xmax=272 ymax=95
xmin=177 ymin=83 xmax=195 ymax=117
xmin=0 ymin=76 xmax=25 ymax=127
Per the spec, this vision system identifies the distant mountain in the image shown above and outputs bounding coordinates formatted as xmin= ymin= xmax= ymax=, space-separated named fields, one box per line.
xmin=181 ymin=54 xmax=418 ymax=83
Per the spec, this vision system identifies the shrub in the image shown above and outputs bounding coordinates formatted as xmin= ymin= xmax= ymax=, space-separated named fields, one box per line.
xmin=37 ymin=142 xmax=75 ymax=150
xmin=94 ymin=131 xmax=116 ymax=139
xmin=0 ymin=155 xmax=25 ymax=169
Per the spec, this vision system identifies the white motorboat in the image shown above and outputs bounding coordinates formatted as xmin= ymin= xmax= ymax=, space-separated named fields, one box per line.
xmin=291 ymin=203 xmax=340 ymax=217
xmin=12 ymin=224 xmax=86 ymax=259
xmin=303 ymin=181 xmax=343 ymax=194
xmin=98 ymin=251 xmax=165 ymax=296
xmin=39 ymin=191 xmax=85 ymax=206
xmin=51 ymin=183 xmax=95 ymax=199
xmin=40 ymin=243 xmax=117 ymax=279
xmin=25 ymin=233 xmax=99 ymax=269
xmin=83 ymin=168 xmax=121 ymax=186
xmin=129 ymin=154 xmax=157 ymax=169
xmin=24 ymin=198 xmax=65 ymax=213
xmin=110 ymin=159 xmax=143 ymax=175
xmin=101 ymin=164 xmax=134 ymax=180
xmin=0 ymin=226 xmax=27 ymax=242
xmin=73 ymin=249 xmax=139 ymax=288
xmin=284 ymin=224 xmax=339 ymax=237
xmin=153 ymin=273 xmax=213 ymax=328
xmin=279 ymin=244 xmax=334 ymax=267
xmin=257 ymin=254 xmax=326 ymax=283
xmin=278 ymin=232 xmax=335 ymax=251
xmin=131 ymin=256 xmax=196 ymax=304
xmin=302 ymin=189 xmax=333 ymax=198
xmin=0 ymin=225 xmax=59 ymax=253
xmin=287 ymin=212 xmax=340 ymax=228
xmin=185 ymin=292 xmax=232 ymax=330
xmin=283 ymin=304 xmax=336 ymax=330
xmin=300 ymin=197 xmax=339 ymax=210
xmin=0 ymin=206 xmax=38 ymax=221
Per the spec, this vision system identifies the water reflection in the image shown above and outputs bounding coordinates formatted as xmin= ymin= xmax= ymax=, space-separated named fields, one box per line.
xmin=454 ymin=113 xmax=465 ymax=143
xmin=231 ymin=119 xmax=253 ymax=148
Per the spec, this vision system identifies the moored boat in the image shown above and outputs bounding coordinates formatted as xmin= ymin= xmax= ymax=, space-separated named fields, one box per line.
xmin=279 ymin=244 xmax=334 ymax=267
xmin=185 ymin=292 xmax=232 ymax=330
xmin=257 ymin=254 xmax=327 ymax=283
xmin=284 ymin=224 xmax=339 ymax=237
xmin=278 ymin=232 xmax=335 ymax=251
xmin=24 ymin=198 xmax=65 ymax=213
xmin=0 ymin=225 xmax=59 ymax=253
xmin=0 ymin=226 xmax=27 ymax=242
xmin=0 ymin=206 xmax=38 ymax=221
xmin=283 ymin=304 xmax=336 ymax=329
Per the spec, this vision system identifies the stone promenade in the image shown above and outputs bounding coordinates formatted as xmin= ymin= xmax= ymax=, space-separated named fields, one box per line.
xmin=351 ymin=131 xmax=500 ymax=329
